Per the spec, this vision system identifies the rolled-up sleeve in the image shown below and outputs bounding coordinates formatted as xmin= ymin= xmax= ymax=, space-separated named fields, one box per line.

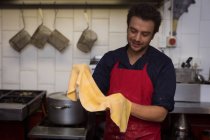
xmin=151 ymin=60 xmax=176 ymax=112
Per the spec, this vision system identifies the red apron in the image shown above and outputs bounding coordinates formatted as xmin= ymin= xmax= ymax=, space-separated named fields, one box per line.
xmin=103 ymin=62 xmax=161 ymax=140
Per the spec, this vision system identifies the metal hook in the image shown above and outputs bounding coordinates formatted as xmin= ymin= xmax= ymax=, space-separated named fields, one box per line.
xmin=84 ymin=0 xmax=89 ymax=29
xmin=53 ymin=1 xmax=58 ymax=29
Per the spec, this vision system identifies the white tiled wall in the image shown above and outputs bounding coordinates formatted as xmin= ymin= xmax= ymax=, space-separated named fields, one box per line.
xmin=0 ymin=0 xmax=210 ymax=95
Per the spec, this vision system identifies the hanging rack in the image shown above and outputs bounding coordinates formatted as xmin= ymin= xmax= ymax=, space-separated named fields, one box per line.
xmin=0 ymin=0 xmax=164 ymax=9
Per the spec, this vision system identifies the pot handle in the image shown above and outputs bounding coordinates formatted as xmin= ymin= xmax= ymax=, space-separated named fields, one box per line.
xmin=50 ymin=104 xmax=71 ymax=110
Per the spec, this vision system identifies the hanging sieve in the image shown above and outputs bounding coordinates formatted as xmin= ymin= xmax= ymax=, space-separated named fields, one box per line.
xmin=48 ymin=9 xmax=70 ymax=52
xmin=9 ymin=9 xmax=31 ymax=52
xmin=31 ymin=8 xmax=52 ymax=49
xmin=77 ymin=9 xmax=97 ymax=53
xmin=77 ymin=28 xmax=97 ymax=53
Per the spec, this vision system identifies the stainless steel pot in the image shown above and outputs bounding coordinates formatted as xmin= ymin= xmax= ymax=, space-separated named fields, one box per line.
xmin=47 ymin=92 xmax=86 ymax=125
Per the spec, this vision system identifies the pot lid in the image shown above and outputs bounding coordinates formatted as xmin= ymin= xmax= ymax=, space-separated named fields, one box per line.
xmin=48 ymin=92 xmax=69 ymax=100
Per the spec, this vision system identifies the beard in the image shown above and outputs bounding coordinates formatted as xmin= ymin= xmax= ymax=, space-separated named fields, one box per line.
xmin=128 ymin=40 xmax=149 ymax=54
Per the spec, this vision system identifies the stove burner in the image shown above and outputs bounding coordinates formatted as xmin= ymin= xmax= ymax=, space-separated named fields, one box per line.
xmin=40 ymin=117 xmax=87 ymax=128
xmin=0 ymin=96 xmax=33 ymax=104
xmin=13 ymin=91 xmax=37 ymax=97
xmin=0 ymin=89 xmax=46 ymax=121
xmin=0 ymin=90 xmax=11 ymax=98
xmin=0 ymin=90 xmax=44 ymax=104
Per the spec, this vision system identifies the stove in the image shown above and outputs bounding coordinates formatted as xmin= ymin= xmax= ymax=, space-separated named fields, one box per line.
xmin=0 ymin=89 xmax=46 ymax=121
xmin=28 ymin=113 xmax=96 ymax=140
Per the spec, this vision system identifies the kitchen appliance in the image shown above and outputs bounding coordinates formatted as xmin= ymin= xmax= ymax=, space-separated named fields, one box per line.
xmin=28 ymin=116 xmax=89 ymax=140
xmin=170 ymin=113 xmax=193 ymax=140
xmin=29 ymin=92 xmax=96 ymax=140
xmin=28 ymin=111 xmax=96 ymax=140
xmin=175 ymin=83 xmax=200 ymax=102
xmin=0 ymin=89 xmax=46 ymax=121
xmin=89 ymin=55 xmax=102 ymax=73
xmin=47 ymin=92 xmax=86 ymax=125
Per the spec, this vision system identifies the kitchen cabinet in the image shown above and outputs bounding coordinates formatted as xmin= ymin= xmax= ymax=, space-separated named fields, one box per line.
xmin=0 ymin=108 xmax=45 ymax=140
xmin=162 ymin=113 xmax=210 ymax=140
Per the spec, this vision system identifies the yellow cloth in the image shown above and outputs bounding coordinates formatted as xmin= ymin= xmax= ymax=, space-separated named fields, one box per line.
xmin=67 ymin=64 xmax=131 ymax=132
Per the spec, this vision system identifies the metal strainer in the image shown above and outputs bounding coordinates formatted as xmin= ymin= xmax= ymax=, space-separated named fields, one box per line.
xmin=9 ymin=9 xmax=31 ymax=52
xmin=31 ymin=9 xmax=52 ymax=49
xmin=48 ymin=9 xmax=69 ymax=52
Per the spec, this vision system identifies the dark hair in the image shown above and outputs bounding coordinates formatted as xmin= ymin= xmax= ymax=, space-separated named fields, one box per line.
xmin=127 ymin=3 xmax=161 ymax=34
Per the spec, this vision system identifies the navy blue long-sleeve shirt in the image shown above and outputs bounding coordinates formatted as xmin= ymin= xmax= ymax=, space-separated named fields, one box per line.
xmin=93 ymin=45 xmax=176 ymax=112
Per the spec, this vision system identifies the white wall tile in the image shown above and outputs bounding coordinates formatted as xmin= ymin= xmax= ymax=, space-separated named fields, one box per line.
xmin=22 ymin=9 xmax=37 ymax=17
xmin=20 ymin=45 xmax=37 ymax=70
xmin=201 ymin=0 xmax=210 ymax=20
xmin=92 ymin=19 xmax=109 ymax=45
xmin=56 ymin=9 xmax=74 ymax=18
xmin=0 ymin=44 xmax=1 ymax=70
xmin=42 ymin=9 xmax=55 ymax=30
xmin=175 ymin=18 xmax=183 ymax=36
xmin=38 ymin=84 xmax=55 ymax=95
xmin=55 ymin=71 xmax=70 ymax=92
xmin=109 ymin=9 xmax=127 ymax=32
xmin=55 ymin=45 xmax=72 ymax=71
xmin=0 ymin=70 xmax=1 ymax=88
xmin=109 ymin=32 xmax=127 ymax=50
xmin=1 ymin=5 xmax=210 ymax=94
xmin=199 ymin=21 xmax=210 ymax=47
xmin=200 ymin=84 xmax=210 ymax=102
xmin=2 ymin=57 xmax=20 ymax=84
xmin=193 ymin=0 xmax=201 ymax=8
xmin=38 ymin=58 xmax=55 ymax=84
xmin=161 ymin=19 xmax=171 ymax=37
xmin=38 ymin=44 xmax=56 ymax=58
xmin=20 ymin=71 xmax=37 ymax=90
xmin=55 ymin=18 xmax=73 ymax=40
xmin=0 ymin=18 xmax=2 ymax=43
xmin=2 ymin=84 xmax=20 ymax=89
xmin=168 ymin=47 xmax=182 ymax=68
xmin=24 ymin=17 xmax=38 ymax=36
xmin=73 ymin=58 xmax=90 ymax=65
xmin=74 ymin=9 xmax=91 ymax=31
xmin=150 ymin=33 xmax=160 ymax=48
xmin=92 ymin=9 xmax=109 ymax=18
xmin=198 ymin=47 xmax=210 ymax=79
xmin=90 ymin=45 xmax=108 ymax=58
xmin=163 ymin=0 xmax=171 ymax=20
xmin=180 ymin=7 xmax=200 ymax=34
xmin=2 ymin=9 xmax=20 ymax=30
xmin=180 ymin=34 xmax=199 ymax=58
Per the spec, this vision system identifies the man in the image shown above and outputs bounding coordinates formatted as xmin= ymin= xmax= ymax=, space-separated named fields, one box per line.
xmin=93 ymin=3 xmax=176 ymax=140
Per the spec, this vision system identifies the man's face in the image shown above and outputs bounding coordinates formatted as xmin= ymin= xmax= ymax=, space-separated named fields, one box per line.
xmin=127 ymin=16 xmax=155 ymax=54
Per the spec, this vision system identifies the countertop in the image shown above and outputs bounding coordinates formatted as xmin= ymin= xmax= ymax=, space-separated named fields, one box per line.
xmin=172 ymin=101 xmax=210 ymax=114
xmin=28 ymin=126 xmax=87 ymax=140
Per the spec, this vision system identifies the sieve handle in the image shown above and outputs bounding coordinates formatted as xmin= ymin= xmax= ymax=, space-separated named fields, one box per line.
xmin=38 ymin=8 xmax=44 ymax=24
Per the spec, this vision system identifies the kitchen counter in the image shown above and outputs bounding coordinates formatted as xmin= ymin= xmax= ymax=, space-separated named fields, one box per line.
xmin=172 ymin=101 xmax=210 ymax=114
xmin=28 ymin=126 xmax=87 ymax=140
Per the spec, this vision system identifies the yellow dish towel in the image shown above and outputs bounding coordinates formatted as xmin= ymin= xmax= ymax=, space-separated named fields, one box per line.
xmin=67 ymin=64 xmax=131 ymax=132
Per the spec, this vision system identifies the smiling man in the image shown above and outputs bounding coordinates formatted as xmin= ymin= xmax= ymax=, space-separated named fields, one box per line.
xmin=93 ymin=3 xmax=176 ymax=140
